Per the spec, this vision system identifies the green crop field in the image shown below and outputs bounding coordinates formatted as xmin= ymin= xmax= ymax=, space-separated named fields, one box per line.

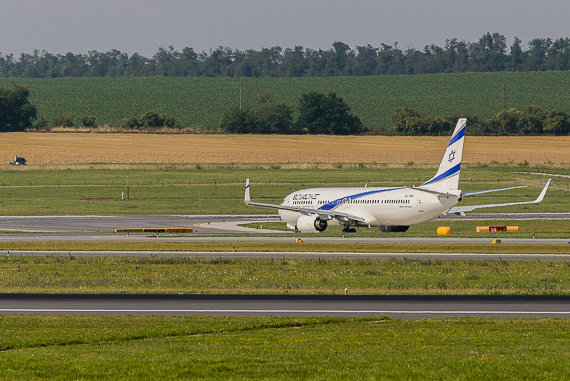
xmin=2 ymin=71 xmax=570 ymax=128
xmin=0 ymin=316 xmax=567 ymax=379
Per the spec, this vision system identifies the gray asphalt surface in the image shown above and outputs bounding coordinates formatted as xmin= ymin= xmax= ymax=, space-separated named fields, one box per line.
xmin=0 ymin=215 xmax=278 ymax=233
xmin=1 ymin=215 xmax=566 ymax=320
xmin=0 ymin=213 xmax=568 ymax=233
xmin=1 ymin=294 xmax=568 ymax=319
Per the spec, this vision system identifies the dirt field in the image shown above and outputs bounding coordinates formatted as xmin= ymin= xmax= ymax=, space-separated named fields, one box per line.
xmin=1 ymin=133 xmax=568 ymax=166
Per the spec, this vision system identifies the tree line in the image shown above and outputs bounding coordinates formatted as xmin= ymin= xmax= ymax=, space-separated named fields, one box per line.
xmin=1 ymin=33 xmax=569 ymax=78
xmin=222 ymin=89 xmax=569 ymax=136
xmin=391 ymin=107 xmax=570 ymax=136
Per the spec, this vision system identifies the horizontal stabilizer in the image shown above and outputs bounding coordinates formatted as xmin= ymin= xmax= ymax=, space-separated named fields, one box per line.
xmin=447 ymin=179 xmax=551 ymax=214
xmin=462 ymin=185 xmax=527 ymax=196
xmin=412 ymin=186 xmax=462 ymax=198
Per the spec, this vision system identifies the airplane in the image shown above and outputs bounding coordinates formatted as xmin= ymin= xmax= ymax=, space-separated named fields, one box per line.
xmin=244 ymin=118 xmax=551 ymax=233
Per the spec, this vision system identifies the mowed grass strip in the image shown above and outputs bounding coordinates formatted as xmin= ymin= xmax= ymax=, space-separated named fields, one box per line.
xmin=0 ymin=241 xmax=569 ymax=253
xmin=1 ymin=256 xmax=568 ymax=294
xmin=0 ymin=316 xmax=567 ymax=379
xmin=1 ymin=133 xmax=570 ymax=165
xmin=0 ymin=166 xmax=565 ymax=215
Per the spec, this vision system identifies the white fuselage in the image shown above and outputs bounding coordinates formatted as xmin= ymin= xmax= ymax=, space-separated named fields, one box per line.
xmin=278 ymin=186 xmax=460 ymax=227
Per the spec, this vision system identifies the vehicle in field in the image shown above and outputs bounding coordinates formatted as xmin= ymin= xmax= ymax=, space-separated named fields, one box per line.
xmin=9 ymin=155 xmax=26 ymax=165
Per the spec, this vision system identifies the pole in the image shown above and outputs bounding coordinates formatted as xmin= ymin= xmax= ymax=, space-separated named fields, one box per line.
xmin=126 ymin=163 xmax=130 ymax=200
xmin=239 ymin=77 xmax=242 ymax=111
xmin=503 ymin=83 xmax=506 ymax=110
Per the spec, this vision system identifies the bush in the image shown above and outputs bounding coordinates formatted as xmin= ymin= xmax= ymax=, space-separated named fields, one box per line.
xmin=0 ymin=85 xmax=37 ymax=131
xmin=53 ymin=113 xmax=74 ymax=127
xmin=121 ymin=115 xmax=140 ymax=129
xmin=221 ymin=89 xmax=294 ymax=134
xmin=160 ymin=113 xmax=177 ymax=127
xmin=543 ymin=111 xmax=570 ymax=135
xmin=121 ymin=111 xmax=177 ymax=129
xmin=391 ymin=107 xmax=451 ymax=136
xmin=140 ymin=111 xmax=162 ymax=127
xmin=296 ymin=91 xmax=364 ymax=135
xmin=221 ymin=109 xmax=253 ymax=133
xmin=33 ymin=117 xmax=49 ymax=129
xmin=136 ymin=111 xmax=177 ymax=128
xmin=78 ymin=115 xmax=97 ymax=127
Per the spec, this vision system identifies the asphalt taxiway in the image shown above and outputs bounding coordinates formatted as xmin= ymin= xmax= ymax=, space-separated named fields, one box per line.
xmin=1 ymin=294 xmax=568 ymax=319
xmin=0 ymin=215 xmax=279 ymax=234
xmin=0 ymin=214 xmax=568 ymax=246
xmin=0 ymin=213 xmax=569 ymax=234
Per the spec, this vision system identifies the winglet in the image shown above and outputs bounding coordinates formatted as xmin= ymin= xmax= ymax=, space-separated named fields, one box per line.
xmin=244 ymin=178 xmax=251 ymax=204
xmin=446 ymin=178 xmax=552 ymax=214
xmin=535 ymin=178 xmax=551 ymax=203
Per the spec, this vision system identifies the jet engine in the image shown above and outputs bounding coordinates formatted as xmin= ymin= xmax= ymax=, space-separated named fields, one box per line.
xmin=296 ymin=215 xmax=328 ymax=233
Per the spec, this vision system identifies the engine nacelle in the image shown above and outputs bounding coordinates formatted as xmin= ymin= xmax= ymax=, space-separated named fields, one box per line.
xmin=296 ymin=215 xmax=328 ymax=233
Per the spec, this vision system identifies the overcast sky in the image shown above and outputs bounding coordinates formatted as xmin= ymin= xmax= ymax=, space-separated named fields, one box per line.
xmin=1 ymin=0 xmax=568 ymax=56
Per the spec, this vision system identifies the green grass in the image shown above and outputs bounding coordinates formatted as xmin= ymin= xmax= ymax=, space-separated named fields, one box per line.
xmin=244 ymin=219 xmax=570 ymax=238
xmin=0 ymin=241 xmax=568 ymax=254
xmin=3 ymin=72 xmax=570 ymax=127
xmin=0 ymin=316 xmax=568 ymax=379
xmin=0 ymin=165 xmax=566 ymax=215
xmin=1 ymin=256 xmax=568 ymax=294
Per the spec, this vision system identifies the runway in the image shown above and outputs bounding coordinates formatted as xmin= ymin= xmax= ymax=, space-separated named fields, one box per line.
xmin=1 ymin=294 xmax=568 ymax=319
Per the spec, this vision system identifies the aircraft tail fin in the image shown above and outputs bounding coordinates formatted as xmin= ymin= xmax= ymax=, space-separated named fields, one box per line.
xmin=245 ymin=178 xmax=251 ymax=204
xmin=420 ymin=118 xmax=466 ymax=191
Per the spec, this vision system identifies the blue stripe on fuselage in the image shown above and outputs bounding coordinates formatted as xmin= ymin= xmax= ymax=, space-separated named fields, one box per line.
xmin=318 ymin=187 xmax=403 ymax=211
xmin=421 ymin=163 xmax=461 ymax=186
xmin=447 ymin=125 xmax=465 ymax=147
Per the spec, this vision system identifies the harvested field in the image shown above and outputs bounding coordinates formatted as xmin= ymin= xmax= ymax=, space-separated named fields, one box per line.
xmin=1 ymin=133 xmax=569 ymax=167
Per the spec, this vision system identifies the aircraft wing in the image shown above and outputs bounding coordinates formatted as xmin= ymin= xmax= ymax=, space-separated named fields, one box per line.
xmin=447 ymin=179 xmax=551 ymax=214
xmin=244 ymin=179 xmax=366 ymax=223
